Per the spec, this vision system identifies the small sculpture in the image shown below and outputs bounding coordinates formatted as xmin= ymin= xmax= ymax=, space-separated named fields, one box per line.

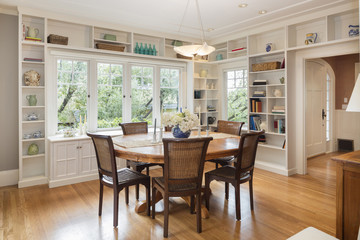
xmin=24 ymin=70 xmax=40 ymax=86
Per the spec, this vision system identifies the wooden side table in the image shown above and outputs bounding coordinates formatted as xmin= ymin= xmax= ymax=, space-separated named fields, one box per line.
xmin=332 ymin=151 xmax=360 ymax=240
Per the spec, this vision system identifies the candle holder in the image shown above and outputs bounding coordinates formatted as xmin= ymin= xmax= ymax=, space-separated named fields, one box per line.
xmin=197 ymin=126 xmax=201 ymax=137
xmin=206 ymin=129 xmax=210 ymax=137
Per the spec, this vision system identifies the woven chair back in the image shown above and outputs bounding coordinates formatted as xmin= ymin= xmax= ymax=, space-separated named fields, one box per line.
xmin=235 ymin=131 xmax=264 ymax=177
xmin=87 ymin=133 xmax=117 ymax=182
xmin=162 ymin=137 xmax=212 ymax=190
xmin=120 ymin=122 xmax=148 ymax=135
xmin=217 ymin=120 xmax=245 ymax=136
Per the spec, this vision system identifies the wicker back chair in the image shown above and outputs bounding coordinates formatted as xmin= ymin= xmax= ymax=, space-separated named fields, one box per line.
xmin=205 ymin=130 xmax=264 ymax=221
xmin=87 ymin=133 xmax=150 ymax=227
xmin=152 ymin=137 xmax=213 ymax=238
xmin=209 ymin=120 xmax=245 ymax=169
xmin=119 ymin=122 xmax=162 ymax=200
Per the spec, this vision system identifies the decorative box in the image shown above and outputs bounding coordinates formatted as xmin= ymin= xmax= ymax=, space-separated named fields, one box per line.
xmin=252 ymin=61 xmax=281 ymax=72
xmin=104 ymin=34 xmax=117 ymax=41
xmin=47 ymin=34 xmax=68 ymax=45
xmin=96 ymin=43 xmax=125 ymax=52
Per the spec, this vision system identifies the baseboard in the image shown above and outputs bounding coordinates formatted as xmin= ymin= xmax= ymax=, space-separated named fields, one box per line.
xmin=0 ymin=169 xmax=18 ymax=187
xmin=49 ymin=174 xmax=98 ymax=188
xmin=255 ymin=161 xmax=297 ymax=176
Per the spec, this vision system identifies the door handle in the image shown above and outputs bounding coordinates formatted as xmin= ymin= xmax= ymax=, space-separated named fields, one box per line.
xmin=322 ymin=109 xmax=326 ymax=120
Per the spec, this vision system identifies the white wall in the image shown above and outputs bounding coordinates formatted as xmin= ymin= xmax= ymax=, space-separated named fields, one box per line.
xmin=0 ymin=13 xmax=18 ymax=171
xmin=335 ymin=110 xmax=360 ymax=151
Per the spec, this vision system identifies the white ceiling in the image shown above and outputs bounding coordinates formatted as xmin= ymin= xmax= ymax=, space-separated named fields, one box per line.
xmin=0 ymin=0 xmax=355 ymax=40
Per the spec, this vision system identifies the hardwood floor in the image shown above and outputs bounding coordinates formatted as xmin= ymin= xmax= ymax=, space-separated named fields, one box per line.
xmin=0 ymin=152 xmax=342 ymax=239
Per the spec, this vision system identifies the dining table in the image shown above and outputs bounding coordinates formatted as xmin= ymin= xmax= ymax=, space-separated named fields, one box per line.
xmin=112 ymin=131 xmax=241 ymax=218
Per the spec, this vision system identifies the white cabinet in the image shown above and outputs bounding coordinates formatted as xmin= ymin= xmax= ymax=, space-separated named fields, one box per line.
xmin=49 ymin=137 xmax=97 ymax=188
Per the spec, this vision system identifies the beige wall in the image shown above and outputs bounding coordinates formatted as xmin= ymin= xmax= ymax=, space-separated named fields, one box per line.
xmin=0 ymin=13 xmax=18 ymax=171
xmin=323 ymin=54 xmax=359 ymax=110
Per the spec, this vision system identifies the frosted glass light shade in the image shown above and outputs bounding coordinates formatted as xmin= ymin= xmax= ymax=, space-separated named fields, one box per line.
xmin=174 ymin=42 xmax=215 ymax=57
xmin=346 ymin=74 xmax=360 ymax=112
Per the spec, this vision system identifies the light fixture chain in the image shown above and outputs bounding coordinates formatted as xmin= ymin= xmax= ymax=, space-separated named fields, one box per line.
xmin=177 ymin=0 xmax=191 ymax=33
xmin=195 ymin=0 xmax=205 ymax=42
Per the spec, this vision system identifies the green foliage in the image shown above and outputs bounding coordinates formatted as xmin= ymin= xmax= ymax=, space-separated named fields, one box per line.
xmin=228 ymin=88 xmax=248 ymax=123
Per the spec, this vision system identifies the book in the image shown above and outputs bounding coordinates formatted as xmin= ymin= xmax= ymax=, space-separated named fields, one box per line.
xmin=250 ymin=98 xmax=262 ymax=112
xmin=24 ymin=58 xmax=43 ymax=62
xmin=282 ymin=140 xmax=286 ymax=149
xmin=253 ymin=82 xmax=267 ymax=85
xmin=231 ymin=47 xmax=246 ymax=52
xmin=273 ymin=105 xmax=285 ymax=110
xmin=256 ymin=101 xmax=262 ymax=112
xmin=25 ymin=37 xmax=42 ymax=41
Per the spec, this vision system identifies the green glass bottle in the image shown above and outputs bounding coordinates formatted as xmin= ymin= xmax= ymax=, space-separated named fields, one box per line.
xmin=152 ymin=45 xmax=157 ymax=56
xmin=140 ymin=43 xmax=144 ymax=54
xmin=144 ymin=43 xmax=149 ymax=55
xmin=134 ymin=42 xmax=140 ymax=54
xmin=149 ymin=44 xmax=153 ymax=55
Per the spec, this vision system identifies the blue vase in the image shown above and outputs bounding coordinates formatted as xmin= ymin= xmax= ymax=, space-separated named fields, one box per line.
xmin=172 ymin=125 xmax=191 ymax=138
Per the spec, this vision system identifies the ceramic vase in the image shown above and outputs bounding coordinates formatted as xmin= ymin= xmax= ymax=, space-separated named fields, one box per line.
xmin=172 ymin=125 xmax=191 ymax=138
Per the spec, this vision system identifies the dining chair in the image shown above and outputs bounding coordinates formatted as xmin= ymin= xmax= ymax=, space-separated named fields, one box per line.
xmin=87 ymin=132 xmax=150 ymax=227
xmin=152 ymin=137 xmax=213 ymax=238
xmin=208 ymin=120 xmax=245 ymax=169
xmin=119 ymin=122 xmax=163 ymax=200
xmin=205 ymin=130 xmax=264 ymax=221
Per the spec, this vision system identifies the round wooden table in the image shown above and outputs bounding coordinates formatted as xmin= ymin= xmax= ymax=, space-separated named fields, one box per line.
xmin=112 ymin=131 xmax=241 ymax=218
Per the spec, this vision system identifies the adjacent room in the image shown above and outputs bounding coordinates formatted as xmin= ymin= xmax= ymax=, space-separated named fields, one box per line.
xmin=0 ymin=0 xmax=359 ymax=239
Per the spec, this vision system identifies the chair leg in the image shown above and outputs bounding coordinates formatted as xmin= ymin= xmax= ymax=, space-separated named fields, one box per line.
xmin=190 ymin=195 xmax=195 ymax=214
xmin=152 ymin=187 xmax=156 ymax=219
xmin=136 ymin=184 xmax=139 ymax=200
xmin=125 ymin=186 xmax=129 ymax=205
xmin=146 ymin=166 xmax=150 ymax=175
xmin=249 ymin=179 xmax=254 ymax=210
xmin=235 ymin=184 xmax=241 ymax=221
xmin=225 ymin=182 xmax=229 ymax=200
xmin=163 ymin=195 xmax=169 ymax=238
xmin=196 ymin=192 xmax=202 ymax=233
xmin=215 ymin=163 xmax=219 ymax=169
xmin=99 ymin=182 xmax=103 ymax=216
xmin=146 ymin=182 xmax=150 ymax=216
xmin=114 ymin=190 xmax=119 ymax=227
xmin=205 ymin=175 xmax=210 ymax=210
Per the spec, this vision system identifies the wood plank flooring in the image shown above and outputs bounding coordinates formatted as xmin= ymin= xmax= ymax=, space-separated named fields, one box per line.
xmin=0 ymin=152 xmax=342 ymax=239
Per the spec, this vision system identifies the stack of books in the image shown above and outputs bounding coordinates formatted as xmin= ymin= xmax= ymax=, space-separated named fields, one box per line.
xmin=272 ymin=105 xmax=285 ymax=114
xmin=25 ymin=37 xmax=42 ymax=42
xmin=250 ymin=98 xmax=262 ymax=112
xmin=258 ymin=134 xmax=266 ymax=143
xmin=24 ymin=57 xmax=43 ymax=62
xmin=249 ymin=115 xmax=263 ymax=131
xmin=253 ymin=90 xmax=266 ymax=97
xmin=274 ymin=119 xmax=285 ymax=134
xmin=253 ymin=80 xmax=267 ymax=85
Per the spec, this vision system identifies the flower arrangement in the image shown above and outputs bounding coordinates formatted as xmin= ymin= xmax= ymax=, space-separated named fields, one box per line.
xmin=162 ymin=109 xmax=199 ymax=132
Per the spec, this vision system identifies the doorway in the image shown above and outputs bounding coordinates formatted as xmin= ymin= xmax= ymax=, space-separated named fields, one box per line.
xmin=305 ymin=59 xmax=334 ymax=159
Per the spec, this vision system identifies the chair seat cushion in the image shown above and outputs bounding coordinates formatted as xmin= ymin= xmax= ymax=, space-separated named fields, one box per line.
xmin=206 ymin=165 xmax=250 ymax=180
xmin=102 ymin=168 xmax=149 ymax=185
xmin=208 ymin=156 xmax=234 ymax=163
xmin=153 ymin=177 xmax=197 ymax=192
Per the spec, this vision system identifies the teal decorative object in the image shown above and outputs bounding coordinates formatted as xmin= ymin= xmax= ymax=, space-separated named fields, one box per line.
xmin=104 ymin=34 xmax=116 ymax=41
xmin=140 ymin=43 xmax=144 ymax=54
xmin=27 ymin=143 xmax=39 ymax=155
xmin=152 ymin=45 xmax=157 ymax=56
xmin=149 ymin=44 xmax=153 ymax=55
xmin=26 ymin=95 xmax=37 ymax=106
xmin=134 ymin=42 xmax=140 ymax=54
xmin=144 ymin=43 xmax=149 ymax=55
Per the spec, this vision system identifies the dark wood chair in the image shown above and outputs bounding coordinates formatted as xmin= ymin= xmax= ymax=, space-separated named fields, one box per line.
xmin=87 ymin=132 xmax=150 ymax=227
xmin=152 ymin=137 xmax=213 ymax=238
xmin=205 ymin=130 xmax=264 ymax=221
xmin=119 ymin=122 xmax=163 ymax=200
xmin=208 ymin=120 xmax=245 ymax=169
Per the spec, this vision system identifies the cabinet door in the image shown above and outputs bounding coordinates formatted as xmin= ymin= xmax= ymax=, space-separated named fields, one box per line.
xmin=53 ymin=142 xmax=78 ymax=179
xmin=78 ymin=140 xmax=97 ymax=175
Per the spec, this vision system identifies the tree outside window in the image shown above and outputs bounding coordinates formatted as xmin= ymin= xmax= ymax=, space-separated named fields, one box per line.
xmin=227 ymin=69 xmax=248 ymax=123
xmin=131 ymin=66 xmax=153 ymax=124
xmin=160 ymin=68 xmax=179 ymax=113
xmin=97 ymin=63 xmax=123 ymax=128
xmin=57 ymin=59 xmax=88 ymax=130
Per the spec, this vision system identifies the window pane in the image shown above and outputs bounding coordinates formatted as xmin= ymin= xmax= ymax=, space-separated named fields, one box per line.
xmin=228 ymin=79 xmax=235 ymax=89
xmin=57 ymin=60 xmax=88 ymax=131
xmin=97 ymin=63 xmax=123 ymax=129
xmin=227 ymin=70 xmax=248 ymax=123
xmin=57 ymin=59 xmax=72 ymax=71
xmin=131 ymin=66 xmax=153 ymax=124
xmin=227 ymin=71 xmax=234 ymax=79
xmin=161 ymin=68 xmax=179 ymax=113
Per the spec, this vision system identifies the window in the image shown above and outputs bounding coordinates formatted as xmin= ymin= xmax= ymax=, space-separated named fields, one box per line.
xmin=97 ymin=63 xmax=123 ymax=129
xmin=226 ymin=69 xmax=248 ymax=123
xmin=57 ymin=59 xmax=88 ymax=130
xmin=131 ymin=66 xmax=153 ymax=124
xmin=160 ymin=68 xmax=180 ymax=113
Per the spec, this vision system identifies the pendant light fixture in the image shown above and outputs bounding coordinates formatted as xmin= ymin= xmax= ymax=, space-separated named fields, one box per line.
xmin=174 ymin=0 xmax=215 ymax=57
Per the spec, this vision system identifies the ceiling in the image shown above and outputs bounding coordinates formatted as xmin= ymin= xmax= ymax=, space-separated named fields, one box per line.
xmin=0 ymin=0 xmax=356 ymax=40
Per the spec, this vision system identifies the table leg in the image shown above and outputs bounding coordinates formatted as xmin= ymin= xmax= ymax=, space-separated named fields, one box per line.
xmin=135 ymin=191 xmax=162 ymax=213
xmin=182 ymin=196 xmax=209 ymax=219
